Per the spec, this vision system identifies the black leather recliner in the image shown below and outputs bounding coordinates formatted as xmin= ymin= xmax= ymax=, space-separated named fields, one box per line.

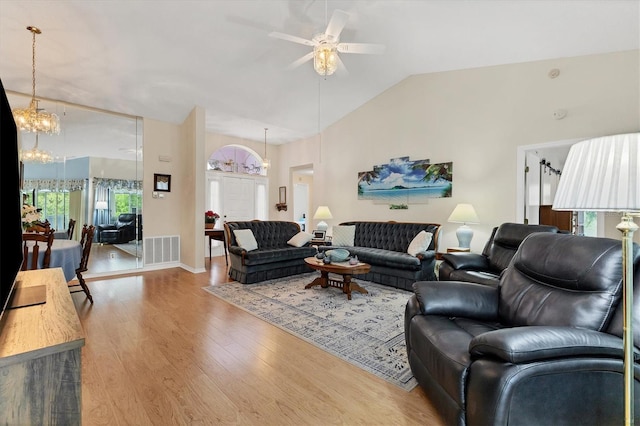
xmin=438 ymin=222 xmax=558 ymax=286
xmin=97 ymin=213 xmax=138 ymax=244
xmin=405 ymin=232 xmax=640 ymax=425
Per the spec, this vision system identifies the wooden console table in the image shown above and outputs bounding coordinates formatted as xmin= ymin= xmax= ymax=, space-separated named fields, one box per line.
xmin=0 ymin=268 xmax=85 ymax=425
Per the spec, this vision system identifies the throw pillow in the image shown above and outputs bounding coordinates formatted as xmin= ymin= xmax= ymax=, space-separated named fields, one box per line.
xmin=332 ymin=225 xmax=355 ymax=247
xmin=233 ymin=229 xmax=259 ymax=251
xmin=288 ymin=231 xmax=314 ymax=247
xmin=407 ymin=231 xmax=433 ymax=257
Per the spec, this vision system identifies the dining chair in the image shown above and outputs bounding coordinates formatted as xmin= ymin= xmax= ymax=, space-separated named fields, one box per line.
xmin=25 ymin=220 xmax=52 ymax=234
xmin=22 ymin=229 xmax=55 ymax=271
xmin=69 ymin=224 xmax=94 ymax=303
xmin=67 ymin=218 xmax=76 ymax=240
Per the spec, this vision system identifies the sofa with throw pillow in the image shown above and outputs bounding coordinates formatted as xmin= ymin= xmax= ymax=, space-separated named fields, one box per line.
xmin=225 ymin=220 xmax=317 ymax=284
xmin=321 ymin=221 xmax=441 ymax=290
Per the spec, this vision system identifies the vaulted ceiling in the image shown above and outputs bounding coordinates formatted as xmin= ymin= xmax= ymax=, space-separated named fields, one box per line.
xmin=1 ymin=0 xmax=638 ymax=150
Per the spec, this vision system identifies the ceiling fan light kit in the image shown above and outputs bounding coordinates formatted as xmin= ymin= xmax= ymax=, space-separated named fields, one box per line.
xmin=270 ymin=9 xmax=384 ymax=77
xmin=314 ymin=42 xmax=338 ymax=76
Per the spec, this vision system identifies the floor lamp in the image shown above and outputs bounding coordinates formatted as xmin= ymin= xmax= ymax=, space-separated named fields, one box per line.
xmin=553 ymin=132 xmax=639 ymax=425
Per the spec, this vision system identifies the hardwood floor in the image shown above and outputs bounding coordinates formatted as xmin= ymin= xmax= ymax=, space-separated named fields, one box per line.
xmin=73 ymin=256 xmax=444 ymax=425
xmin=85 ymin=242 xmax=142 ymax=275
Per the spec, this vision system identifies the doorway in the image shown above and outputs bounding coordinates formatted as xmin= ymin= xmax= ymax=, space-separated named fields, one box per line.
xmin=291 ymin=165 xmax=314 ymax=232
xmin=516 ymin=138 xmax=600 ymax=235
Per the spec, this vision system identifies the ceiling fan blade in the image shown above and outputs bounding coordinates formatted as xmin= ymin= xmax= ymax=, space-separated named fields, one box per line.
xmin=287 ymin=51 xmax=314 ymax=70
xmin=337 ymin=43 xmax=385 ymax=55
xmin=269 ymin=32 xmax=315 ymax=47
xmin=325 ymin=9 xmax=349 ymax=40
xmin=336 ymin=55 xmax=349 ymax=76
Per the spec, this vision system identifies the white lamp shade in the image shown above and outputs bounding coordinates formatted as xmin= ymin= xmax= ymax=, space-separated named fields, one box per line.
xmin=553 ymin=133 xmax=640 ymax=211
xmin=313 ymin=206 xmax=333 ymax=220
xmin=95 ymin=201 xmax=108 ymax=210
xmin=313 ymin=205 xmax=332 ymax=231
xmin=448 ymin=203 xmax=480 ymax=224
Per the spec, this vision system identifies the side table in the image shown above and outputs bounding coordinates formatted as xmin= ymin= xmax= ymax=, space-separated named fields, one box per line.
xmin=205 ymin=228 xmax=228 ymax=265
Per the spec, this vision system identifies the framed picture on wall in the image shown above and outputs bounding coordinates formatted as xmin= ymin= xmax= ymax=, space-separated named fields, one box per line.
xmin=154 ymin=173 xmax=171 ymax=192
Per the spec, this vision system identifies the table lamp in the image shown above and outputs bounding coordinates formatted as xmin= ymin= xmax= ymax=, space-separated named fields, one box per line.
xmin=552 ymin=132 xmax=639 ymax=425
xmin=95 ymin=200 xmax=108 ymax=224
xmin=313 ymin=206 xmax=332 ymax=231
xmin=447 ymin=203 xmax=480 ymax=249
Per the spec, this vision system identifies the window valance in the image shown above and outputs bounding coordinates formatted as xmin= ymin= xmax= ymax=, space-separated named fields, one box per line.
xmin=23 ymin=178 xmax=87 ymax=192
xmin=92 ymin=177 xmax=142 ymax=192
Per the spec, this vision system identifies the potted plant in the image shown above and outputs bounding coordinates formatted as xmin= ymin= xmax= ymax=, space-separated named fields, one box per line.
xmin=205 ymin=210 xmax=220 ymax=229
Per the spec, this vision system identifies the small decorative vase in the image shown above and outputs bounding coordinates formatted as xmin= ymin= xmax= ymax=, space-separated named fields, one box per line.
xmin=323 ymin=256 xmax=332 ymax=264
xmin=349 ymin=255 xmax=358 ymax=265
xmin=205 ymin=222 xmax=214 ymax=229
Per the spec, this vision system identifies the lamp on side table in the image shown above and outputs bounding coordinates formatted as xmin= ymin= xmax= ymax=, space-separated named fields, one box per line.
xmin=448 ymin=203 xmax=479 ymax=249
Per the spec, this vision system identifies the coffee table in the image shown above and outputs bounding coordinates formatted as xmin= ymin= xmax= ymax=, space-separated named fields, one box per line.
xmin=304 ymin=257 xmax=371 ymax=300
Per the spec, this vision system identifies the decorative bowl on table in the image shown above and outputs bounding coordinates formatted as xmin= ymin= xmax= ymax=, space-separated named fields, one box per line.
xmin=325 ymin=249 xmax=350 ymax=262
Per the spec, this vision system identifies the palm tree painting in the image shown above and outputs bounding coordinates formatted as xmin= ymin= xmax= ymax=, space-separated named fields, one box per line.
xmin=357 ymin=157 xmax=452 ymax=204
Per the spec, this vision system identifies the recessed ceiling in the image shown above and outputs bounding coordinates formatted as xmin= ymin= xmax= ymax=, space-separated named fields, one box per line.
xmin=1 ymin=0 xmax=638 ymax=147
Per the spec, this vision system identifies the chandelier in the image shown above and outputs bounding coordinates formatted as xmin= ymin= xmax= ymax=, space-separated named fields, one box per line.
xmin=12 ymin=26 xmax=60 ymax=135
xmin=21 ymin=133 xmax=53 ymax=164
xmin=313 ymin=42 xmax=338 ymax=76
xmin=262 ymin=128 xmax=271 ymax=170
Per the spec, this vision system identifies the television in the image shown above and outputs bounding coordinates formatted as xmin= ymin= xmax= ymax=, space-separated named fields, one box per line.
xmin=0 ymin=78 xmax=25 ymax=324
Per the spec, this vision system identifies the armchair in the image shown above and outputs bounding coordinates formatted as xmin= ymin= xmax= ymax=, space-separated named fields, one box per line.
xmin=97 ymin=213 xmax=137 ymax=244
xmin=405 ymin=232 xmax=640 ymax=425
xmin=438 ymin=222 xmax=558 ymax=286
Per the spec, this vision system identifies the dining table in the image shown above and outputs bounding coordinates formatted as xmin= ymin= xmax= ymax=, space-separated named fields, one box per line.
xmin=24 ymin=238 xmax=82 ymax=282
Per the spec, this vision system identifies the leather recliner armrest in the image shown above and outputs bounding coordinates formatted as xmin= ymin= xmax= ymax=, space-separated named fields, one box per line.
xmin=441 ymin=252 xmax=490 ymax=271
xmin=469 ymin=326 xmax=638 ymax=363
xmin=412 ymin=281 xmax=499 ymax=320
xmin=415 ymin=250 xmax=436 ymax=261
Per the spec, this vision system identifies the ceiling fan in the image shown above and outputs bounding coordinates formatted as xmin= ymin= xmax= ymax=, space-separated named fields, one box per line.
xmin=269 ymin=9 xmax=385 ymax=76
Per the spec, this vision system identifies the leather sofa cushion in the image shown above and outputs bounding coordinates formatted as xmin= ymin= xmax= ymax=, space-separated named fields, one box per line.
xmin=226 ymin=221 xmax=300 ymax=249
xmin=340 ymin=221 xmax=439 ymax=253
xmin=409 ymin=315 xmax=502 ymax=407
xmin=242 ymin=247 xmax=316 ymax=266
xmin=348 ymin=247 xmax=422 ymax=270
xmin=499 ymin=233 xmax=623 ymax=330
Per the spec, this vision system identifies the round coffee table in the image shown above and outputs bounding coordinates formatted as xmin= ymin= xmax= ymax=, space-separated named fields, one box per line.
xmin=303 ymin=257 xmax=371 ymax=300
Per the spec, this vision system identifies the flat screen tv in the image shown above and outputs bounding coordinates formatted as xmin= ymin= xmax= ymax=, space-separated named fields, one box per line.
xmin=0 ymin=77 xmax=25 ymax=324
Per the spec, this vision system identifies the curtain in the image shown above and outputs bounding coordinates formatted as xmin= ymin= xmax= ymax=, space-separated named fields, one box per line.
xmin=92 ymin=178 xmax=141 ymax=225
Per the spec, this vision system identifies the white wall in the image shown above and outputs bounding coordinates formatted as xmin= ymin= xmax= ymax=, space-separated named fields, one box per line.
xmin=278 ymin=50 xmax=640 ymax=252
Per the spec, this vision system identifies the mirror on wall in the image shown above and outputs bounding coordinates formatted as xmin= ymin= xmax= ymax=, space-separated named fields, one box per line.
xmin=9 ymin=92 xmax=143 ymax=275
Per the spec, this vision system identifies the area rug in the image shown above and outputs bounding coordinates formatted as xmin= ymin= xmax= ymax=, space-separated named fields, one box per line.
xmin=113 ymin=241 xmax=142 ymax=258
xmin=203 ymin=273 xmax=417 ymax=391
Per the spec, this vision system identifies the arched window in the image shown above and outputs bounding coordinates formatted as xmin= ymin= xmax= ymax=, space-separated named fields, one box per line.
xmin=207 ymin=145 xmax=265 ymax=176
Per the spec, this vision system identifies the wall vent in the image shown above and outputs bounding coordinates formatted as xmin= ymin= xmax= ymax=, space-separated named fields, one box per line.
xmin=144 ymin=235 xmax=180 ymax=265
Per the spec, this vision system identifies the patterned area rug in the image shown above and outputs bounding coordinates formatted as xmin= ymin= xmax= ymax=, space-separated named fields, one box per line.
xmin=203 ymin=273 xmax=417 ymax=391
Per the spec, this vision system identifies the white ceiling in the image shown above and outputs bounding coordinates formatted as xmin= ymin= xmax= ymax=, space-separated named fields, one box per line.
xmin=1 ymin=0 xmax=638 ymax=156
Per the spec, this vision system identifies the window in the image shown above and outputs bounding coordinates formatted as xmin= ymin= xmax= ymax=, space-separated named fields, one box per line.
xmin=114 ymin=191 xmax=142 ymax=217
xmin=36 ymin=190 xmax=70 ymax=231
xmin=583 ymin=211 xmax=597 ymax=237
